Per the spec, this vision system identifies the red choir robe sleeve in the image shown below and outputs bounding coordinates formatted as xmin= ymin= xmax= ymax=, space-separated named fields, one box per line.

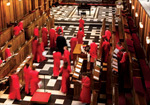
xmin=34 ymin=28 xmax=39 ymax=37
xmin=23 ymin=66 xmax=32 ymax=94
xmin=30 ymin=70 xmax=40 ymax=95
xmin=32 ymin=40 xmax=38 ymax=60
xmin=42 ymin=27 xmax=48 ymax=47
xmin=18 ymin=22 xmax=23 ymax=30
xmin=5 ymin=48 xmax=11 ymax=60
xmin=49 ymin=29 xmax=56 ymax=48
xmin=13 ymin=26 xmax=20 ymax=36
xmin=37 ymin=42 xmax=46 ymax=62
xmin=9 ymin=74 xmax=21 ymax=100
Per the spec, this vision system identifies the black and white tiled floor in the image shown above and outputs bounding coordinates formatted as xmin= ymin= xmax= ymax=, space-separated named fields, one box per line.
xmin=51 ymin=5 xmax=117 ymax=23
xmin=0 ymin=5 xmax=116 ymax=105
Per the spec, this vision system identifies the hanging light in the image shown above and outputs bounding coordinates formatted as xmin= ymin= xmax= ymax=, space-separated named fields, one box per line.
xmin=135 ymin=12 xmax=138 ymax=17
xmin=7 ymin=2 xmax=10 ymax=6
xmin=139 ymin=22 xmax=143 ymax=28
xmin=146 ymin=32 xmax=150 ymax=44
xmin=129 ymin=0 xmax=132 ymax=3
xmin=132 ymin=5 xmax=135 ymax=9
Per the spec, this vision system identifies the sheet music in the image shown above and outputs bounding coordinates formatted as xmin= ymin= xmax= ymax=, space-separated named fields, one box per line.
xmin=112 ymin=64 xmax=118 ymax=69
xmin=114 ymin=48 xmax=119 ymax=54
xmin=73 ymin=73 xmax=79 ymax=77
xmin=112 ymin=61 xmax=118 ymax=66
xmin=75 ymin=68 xmax=80 ymax=73
xmin=79 ymin=58 xmax=83 ymax=63
xmin=76 ymin=65 xmax=81 ymax=68
xmin=95 ymin=69 xmax=100 ymax=73
xmin=93 ymin=76 xmax=99 ymax=80
xmin=113 ymin=54 xmax=117 ymax=58
xmin=96 ymin=61 xmax=101 ymax=66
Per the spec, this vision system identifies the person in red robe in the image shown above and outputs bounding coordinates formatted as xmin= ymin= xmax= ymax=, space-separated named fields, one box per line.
xmin=102 ymin=30 xmax=112 ymax=42
xmin=9 ymin=71 xmax=21 ymax=100
xmin=18 ymin=21 xmax=24 ymax=31
xmin=34 ymin=25 xmax=39 ymax=37
xmin=70 ymin=34 xmax=78 ymax=60
xmin=37 ymin=38 xmax=46 ymax=62
xmin=32 ymin=37 xmax=38 ymax=61
xmin=90 ymin=39 xmax=97 ymax=70
xmin=80 ymin=73 xmax=91 ymax=104
xmin=49 ymin=28 xmax=56 ymax=49
xmin=59 ymin=62 xmax=71 ymax=93
xmin=5 ymin=45 xmax=12 ymax=60
xmin=53 ymin=48 xmax=62 ymax=77
xmin=30 ymin=66 xmax=40 ymax=95
xmin=23 ymin=63 xmax=32 ymax=94
xmin=42 ymin=24 xmax=48 ymax=47
xmin=13 ymin=25 xmax=21 ymax=36
xmin=90 ymin=39 xmax=97 ymax=62
xmin=63 ymin=46 xmax=71 ymax=70
xmin=77 ymin=28 xmax=85 ymax=44
xmin=79 ymin=17 xmax=85 ymax=33
xmin=102 ymin=39 xmax=110 ymax=63
xmin=56 ymin=24 xmax=63 ymax=35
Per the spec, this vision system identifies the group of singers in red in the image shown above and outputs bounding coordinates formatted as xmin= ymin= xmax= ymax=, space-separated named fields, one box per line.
xmin=4 ymin=16 xmax=129 ymax=105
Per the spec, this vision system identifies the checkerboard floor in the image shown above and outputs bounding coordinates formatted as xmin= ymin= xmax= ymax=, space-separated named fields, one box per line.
xmin=0 ymin=5 xmax=117 ymax=105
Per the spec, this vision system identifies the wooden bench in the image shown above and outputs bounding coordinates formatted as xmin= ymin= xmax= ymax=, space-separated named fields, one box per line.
xmin=0 ymin=32 xmax=25 ymax=60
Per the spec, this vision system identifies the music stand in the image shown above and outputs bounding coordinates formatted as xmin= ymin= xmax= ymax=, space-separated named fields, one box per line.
xmin=39 ymin=70 xmax=50 ymax=92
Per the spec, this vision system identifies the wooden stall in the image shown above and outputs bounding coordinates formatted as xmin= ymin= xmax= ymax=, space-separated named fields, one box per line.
xmin=0 ymin=0 xmax=54 ymax=31
xmin=128 ymin=0 xmax=150 ymax=66
xmin=0 ymin=27 xmax=13 ymax=47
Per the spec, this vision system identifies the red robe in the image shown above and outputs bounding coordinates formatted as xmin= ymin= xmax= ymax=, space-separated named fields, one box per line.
xmin=34 ymin=28 xmax=39 ymax=37
xmin=9 ymin=74 xmax=21 ymax=100
xmin=53 ymin=52 xmax=62 ymax=76
xmin=63 ymin=49 xmax=71 ymax=70
xmin=42 ymin=27 xmax=48 ymax=47
xmin=77 ymin=30 xmax=84 ymax=44
xmin=13 ymin=26 xmax=20 ymax=36
xmin=116 ymin=45 xmax=124 ymax=51
xmin=60 ymin=66 xmax=71 ymax=93
xmin=23 ymin=66 xmax=31 ymax=94
xmin=79 ymin=19 xmax=84 ymax=32
xmin=70 ymin=37 xmax=78 ymax=60
xmin=0 ymin=60 xmax=2 ymax=64
xmin=102 ymin=40 xmax=110 ymax=62
xmin=56 ymin=26 xmax=63 ymax=33
xmin=49 ymin=29 xmax=56 ymax=48
xmin=32 ymin=39 xmax=38 ymax=60
xmin=80 ymin=76 xmax=91 ymax=104
xmin=90 ymin=42 xmax=97 ymax=62
xmin=30 ymin=70 xmax=39 ymax=95
xmin=18 ymin=22 xmax=23 ymax=31
xmin=120 ymin=52 xmax=128 ymax=63
xmin=102 ymin=30 xmax=111 ymax=41
xmin=37 ymin=42 xmax=46 ymax=62
xmin=5 ymin=48 xmax=11 ymax=60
